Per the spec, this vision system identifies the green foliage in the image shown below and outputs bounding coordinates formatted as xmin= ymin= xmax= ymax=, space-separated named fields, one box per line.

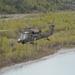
xmin=0 ymin=0 xmax=75 ymax=14
xmin=0 ymin=11 xmax=75 ymax=63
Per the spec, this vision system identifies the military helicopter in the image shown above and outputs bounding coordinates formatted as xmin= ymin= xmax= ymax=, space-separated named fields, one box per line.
xmin=0 ymin=23 xmax=59 ymax=44
xmin=17 ymin=23 xmax=55 ymax=44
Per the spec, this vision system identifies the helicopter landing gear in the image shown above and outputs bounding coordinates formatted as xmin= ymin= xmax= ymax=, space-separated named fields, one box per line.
xmin=22 ymin=42 xmax=25 ymax=44
xmin=47 ymin=38 xmax=50 ymax=40
xmin=30 ymin=41 xmax=35 ymax=44
xmin=30 ymin=41 xmax=37 ymax=45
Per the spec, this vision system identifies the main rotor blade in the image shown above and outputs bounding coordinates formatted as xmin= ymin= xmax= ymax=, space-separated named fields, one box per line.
xmin=25 ymin=23 xmax=31 ymax=28
xmin=36 ymin=22 xmax=61 ymax=29
xmin=0 ymin=29 xmax=17 ymax=32
xmin=24 ymin=22 xmax=61 ymax=30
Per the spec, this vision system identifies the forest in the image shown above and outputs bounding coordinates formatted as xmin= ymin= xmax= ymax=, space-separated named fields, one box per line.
xmin=0 ymin=0 xmax=75 ymax=14
xmin=0 ymin=11 xmax=75 ymax=68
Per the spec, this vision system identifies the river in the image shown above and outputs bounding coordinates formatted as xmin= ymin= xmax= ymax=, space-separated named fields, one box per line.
xmin=0 ymin=48 xmax=75 ymax=75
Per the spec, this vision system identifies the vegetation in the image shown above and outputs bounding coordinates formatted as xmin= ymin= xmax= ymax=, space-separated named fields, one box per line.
xmin=0 ymin=0 xmax=75 ymax=14
xmin=0 ymin=11 xmax=75 ymax=68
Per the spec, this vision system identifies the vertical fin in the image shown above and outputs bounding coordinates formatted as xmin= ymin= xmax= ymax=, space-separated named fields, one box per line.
xmin=50 ymin=24 xmax=55 ymax=35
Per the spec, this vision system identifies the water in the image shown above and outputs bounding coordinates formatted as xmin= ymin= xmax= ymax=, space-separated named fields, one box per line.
xmin=0 ymin=48 xmax=75 ymax=75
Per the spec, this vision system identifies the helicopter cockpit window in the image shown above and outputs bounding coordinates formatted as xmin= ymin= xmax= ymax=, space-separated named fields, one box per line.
xmin=20 ymin=34 xmax=28 ymax=39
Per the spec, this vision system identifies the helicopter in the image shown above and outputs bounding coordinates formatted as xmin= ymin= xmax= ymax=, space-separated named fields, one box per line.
xmin=0 ymin=23 xmax=59 ymax=44
xmin=17 ymin=23 xmax=55 ymax=44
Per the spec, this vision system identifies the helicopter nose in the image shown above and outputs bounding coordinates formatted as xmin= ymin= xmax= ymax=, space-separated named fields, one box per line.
xmin=17 ymin=39 xmax=21 ymax=42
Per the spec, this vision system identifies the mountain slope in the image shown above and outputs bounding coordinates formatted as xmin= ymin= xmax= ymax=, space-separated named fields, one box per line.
xmin=0 ymin=0 xmax=75 ymax=14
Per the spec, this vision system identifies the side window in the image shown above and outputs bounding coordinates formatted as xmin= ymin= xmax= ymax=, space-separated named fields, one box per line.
xmin=23 ymin=35 xmax=26 ymax=38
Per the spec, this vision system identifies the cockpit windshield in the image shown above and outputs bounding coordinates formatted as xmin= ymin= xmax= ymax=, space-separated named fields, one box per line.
xmin=20 ymin=34 xmax=28 ymax=39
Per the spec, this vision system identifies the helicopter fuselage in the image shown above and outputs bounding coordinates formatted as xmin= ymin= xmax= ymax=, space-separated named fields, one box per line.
xmin=17 ymin=32 xmax=42 ymax=44
xmin=17 ymin=24 xmax=54 ymax=44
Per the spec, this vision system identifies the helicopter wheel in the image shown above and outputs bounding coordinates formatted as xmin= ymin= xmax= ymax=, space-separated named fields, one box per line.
xmin=22 ymin=42 xmax=25 ymax=44
xmin=47 ymin=38 xmax=49 ymax=40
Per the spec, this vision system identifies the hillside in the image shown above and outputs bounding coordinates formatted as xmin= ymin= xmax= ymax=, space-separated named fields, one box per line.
xmin=0 ymin=0 xmax=75 ymax=14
